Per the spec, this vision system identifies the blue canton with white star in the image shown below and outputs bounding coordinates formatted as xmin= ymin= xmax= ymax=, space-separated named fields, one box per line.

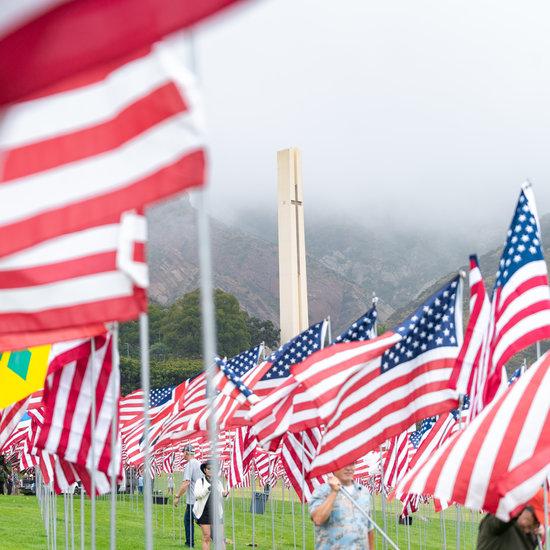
xmin=495 ymin=188 xmax=544 ymax=290
xmin=149 ymin=386 xmax=175 ymax=408
xmin=409 ymin=416 xmax=437 ymax=448
xmin=217 ymin=358 xmax=255 ymax=399
xmin=261 ymin=321 xmax=326 ymax=381
xmin=508 ymin=367 xmax=523 ymax=386
xmin=381 ymin=275 xmax=461 ymax=373
xmin=225 ymin=345 xmax=262 ymax=378
xmin=335 ymin=306 xmax=377 ymax=343
xmin=450 ymin=394 xmax=470 ymax=421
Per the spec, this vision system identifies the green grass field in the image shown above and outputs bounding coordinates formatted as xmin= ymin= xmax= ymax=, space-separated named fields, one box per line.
xmin=0 ymin=480 xmax=482 ymax=549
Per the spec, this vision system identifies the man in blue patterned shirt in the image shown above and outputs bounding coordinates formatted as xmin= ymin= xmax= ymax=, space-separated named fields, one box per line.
xmin=309 ymin=463 xmax=375 ymax=549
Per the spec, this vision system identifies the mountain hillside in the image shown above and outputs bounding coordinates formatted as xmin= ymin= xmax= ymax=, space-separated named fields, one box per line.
xmin=385 ymin=213 xmax=550 ymax=365
xmin=147 ymin=197 xmax=393 ymax=335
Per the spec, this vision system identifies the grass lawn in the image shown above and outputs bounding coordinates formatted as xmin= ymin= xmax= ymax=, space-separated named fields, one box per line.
xmin=0 ymin=479 xmax=481 ymax=549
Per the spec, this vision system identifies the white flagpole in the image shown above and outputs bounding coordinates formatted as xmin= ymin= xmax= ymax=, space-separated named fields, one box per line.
xmin=251 ymin=468 xmax=256 ymax=548
xmin=301 ymin=433 xmax=306 ymax=550
xmin=80 ymin=481 xmax=85 ymax=550
xmin=64 ymin=492 xmax=69 ymax=550
xmin=139 ymin=312 xmax=154 ymax=550
xmin=110 ymin=323 xmax=119 ymax=550
xmin=379 ymin=446 xmax=388 ymax=550
xmin=196 ymin=187 xmax=223 ymax=550
xmin=90 ymin=337 xmax=97 ymax=550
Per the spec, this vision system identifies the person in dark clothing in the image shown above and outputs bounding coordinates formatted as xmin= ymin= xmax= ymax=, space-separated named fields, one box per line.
xmin=0 ymin=457 xmax=10 ymax=495
xmin=476 ymin=506 xmax=542 ymax=550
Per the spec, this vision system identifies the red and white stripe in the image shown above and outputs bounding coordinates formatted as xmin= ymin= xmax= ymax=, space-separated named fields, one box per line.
xmin=449 ymin=255 xmax=491 ymax=404
xmin=383 ymin=427 xmax=415 ymax=488
xmin=35 ymin=333 xmax=121 ymax=494
xmin=0 ymin=39 xmax=205 ymax=259
xmin=228 ymin=426 xmax=256 ymax=489
xmin=395 ymin=351 xmax=550 ymax=521
xmin=280 ymin=428 xmax=326 ymax=503
xmin=0 ymin=0 xmax=240 ymax=105
xmin=0 ymin=210 xmax=147 ymax=340
xmin=251 ymin=334 xmax=401 ymax=449
xmin=119 ymin=389 xmax=145 ymax=424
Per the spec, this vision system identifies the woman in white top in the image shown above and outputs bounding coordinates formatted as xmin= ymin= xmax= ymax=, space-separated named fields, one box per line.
xmin=193 ymin=461 xmax=228 ymax=550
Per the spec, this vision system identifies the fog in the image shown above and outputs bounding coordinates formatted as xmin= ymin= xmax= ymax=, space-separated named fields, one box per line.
xmin=193 ymin=0 xmax=550 ymax=238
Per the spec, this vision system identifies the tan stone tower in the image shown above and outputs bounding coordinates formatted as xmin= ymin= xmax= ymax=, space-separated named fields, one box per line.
xmin=277 ymin=148 xmax=309 ymax=343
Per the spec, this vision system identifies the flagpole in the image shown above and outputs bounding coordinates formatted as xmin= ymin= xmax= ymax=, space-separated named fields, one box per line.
xmin=139 ymin=312 xmax=154 ymax=550
xmin=379 ymin=446 xmax=388 ymax=550
xmin=110 ymin=323 xmax=119 ymax=550
xmin=80 ymin=480 xmax=85 ymax=550
xmin=90 ymin=337 xmax=97 ymax=550
xmin=196 ymin=187 xmax=223 ymax=550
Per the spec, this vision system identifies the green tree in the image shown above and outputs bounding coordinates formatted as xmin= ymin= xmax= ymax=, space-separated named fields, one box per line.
xmin=245 ymin=315 xmax=279 ymax=348
xmin=161 ymin=289 xmax=251 ymax=358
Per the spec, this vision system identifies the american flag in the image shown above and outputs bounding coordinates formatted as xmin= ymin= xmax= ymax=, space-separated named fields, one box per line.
xmin=228 ymin=427 xmax=257 ymax=489
xmin=481 ymin=183 xmax=550 ymax=408
xmin=305 ymin=275 xmax=464 ymax=478
xmin=383 ymin=429 xmax=414 ymax=489
xmin=0 ymin=394 xmax=32 ymax=450
xmin=335 ymin=305 xmax=378 ymax=343
xmin=0 ymin=0 xmax=241 ymax=106
xmin=409 ymin=417 xmax=437 ymax=449
xmin=232 ymin=320 xmax=329 ymax=429
xmin=395 ymin=350 xmax=550 ymax=521
xmin=119 ymin=388 xmax=145 ymax=424
xmin=449 ymin=255 xmax=490 ymax=403
xmin=121 ymin=383 xmax=186 ymax=465
xmin=280 ymin=428 xmax=326 ymax=502
xmin=0 ymin=210 xmax=147 ymax=346
xmin=35 ymin=333 xmax=121 ymax=495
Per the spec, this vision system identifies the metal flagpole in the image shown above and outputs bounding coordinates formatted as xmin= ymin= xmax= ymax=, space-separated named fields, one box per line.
xmin=291 ymin=481 xmax=297 ymax=550
xmin=271 ymin=484 xmax=276 ymax=549
xmin=231 ymin=487 xmax=235 ymax=547
xmin=251 ymin=468 xmax=256 ymax=548
xmin=110 ymin=324 xmax=119 ymax=550
xmin=340 ymin=486 xmax=399 ymax=550
xmin=196 ymin=187 xmax=223 ymax=550
xmin=301 ymin=433 xmax=306 ymax=550
xmin=544 ymin=481 xmax=549 ymax=550
xmin=64 ymin=492 xmax=69 ymax=550
xmin=139 ymin=312 xmax=154 ymax=550
xmin=80 ymin=481 xmax=85 ymax=550
xmin=53 ymin=484 xmax=57 ymax=550
xmin=90 ymin=337 xmax=97 ymax=550
xmin=70 ymin=491 xmax=75 ymax=550
xmin=281 ymin=480 xmax=285 ymax=548
xmin=379 ymin=446 xmax=388 ymax=550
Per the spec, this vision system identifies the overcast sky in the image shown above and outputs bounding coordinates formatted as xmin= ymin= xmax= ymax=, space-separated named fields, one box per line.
xmin=194 ymin=1 xmax=550 ymax=235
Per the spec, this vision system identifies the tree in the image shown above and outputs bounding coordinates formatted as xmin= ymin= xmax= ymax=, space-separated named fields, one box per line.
xmin=161 ymin=289 xmax=251 ymax=358
xmin=245 ymin=315 xmax=279 ymax=349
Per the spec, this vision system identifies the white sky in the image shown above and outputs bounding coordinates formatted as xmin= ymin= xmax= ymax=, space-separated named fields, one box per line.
xmin=194 ymin=0 xmax=550 ymax=233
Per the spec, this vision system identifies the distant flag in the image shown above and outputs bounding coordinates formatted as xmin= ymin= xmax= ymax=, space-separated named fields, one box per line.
xmin=449 ymin=255 xmax=491 ymax=401
xmin=335 ymin=304 xmax=377 ymax=343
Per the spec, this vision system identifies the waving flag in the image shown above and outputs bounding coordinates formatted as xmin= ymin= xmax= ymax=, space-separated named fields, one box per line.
xmin=35 ymin=333 xmax=121 ymax=494
xmin=449 ymin=255 xmax=491 ymax=403
xmin=0 ymin=210 xmax=147 ymax=347
xmin=395 ymin=351 xmax=550 ymax=521
xmin=335 ymin=305 xmax=378 ymax=343
xmin=0 ymin=40 xmax=205 ymax=260
xmin=480 ymin=183 xmax=550 ymax=408
xmin=0 ymin=0 xmax=242 ymax=106
xmin=304 ymin=275 xmax=464 ymax=478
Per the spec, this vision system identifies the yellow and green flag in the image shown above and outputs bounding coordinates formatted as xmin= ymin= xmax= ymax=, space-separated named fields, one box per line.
xmin=0 ymin=345 xmax=50 ymax=408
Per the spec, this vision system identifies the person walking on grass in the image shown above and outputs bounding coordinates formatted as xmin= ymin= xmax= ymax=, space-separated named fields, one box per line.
xmin=174 ymin=445 xmax=202 ymax=547
xmin=309 ymin=462 xmax=375 ymax=549
xmin=193 ymin=461 xmax=228 ymax=550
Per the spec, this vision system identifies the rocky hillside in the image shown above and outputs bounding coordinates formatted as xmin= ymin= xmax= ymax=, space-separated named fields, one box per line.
xmin=147 ymin=197 xmax=394 ymax=335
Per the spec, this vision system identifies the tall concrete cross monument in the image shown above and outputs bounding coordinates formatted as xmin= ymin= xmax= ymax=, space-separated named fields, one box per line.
xmin=277 ymin=147 xmax=309 ymax=343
